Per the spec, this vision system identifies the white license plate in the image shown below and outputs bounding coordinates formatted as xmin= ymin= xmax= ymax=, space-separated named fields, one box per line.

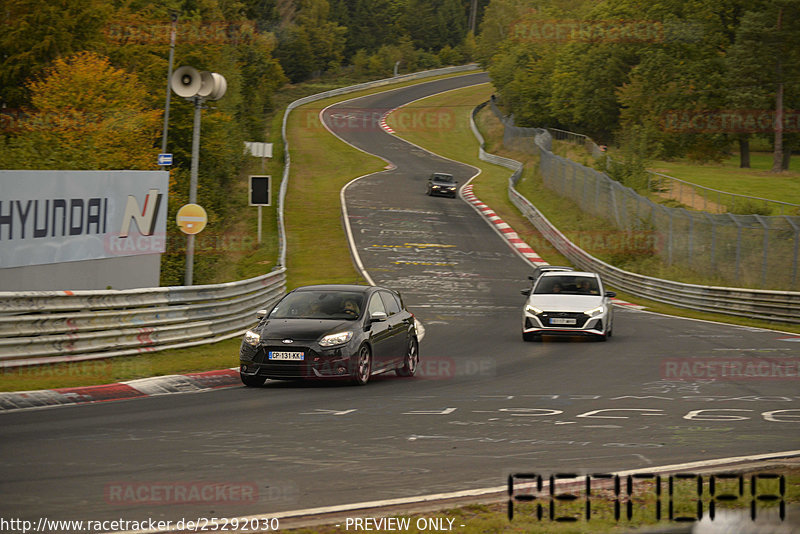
xmin=550 ymin=318 xmax=576 ymax=325
xmin=268 ymin=351 xmax=305 ymax=361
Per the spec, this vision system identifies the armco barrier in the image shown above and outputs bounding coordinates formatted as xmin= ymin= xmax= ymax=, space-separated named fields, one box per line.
xmin=471 ymin=101 xmax=800 ymax=324
xmin=0 ymin=269 xmax=286 ymax=367
xmin=0 ymin=65 xmax=481 ymax=369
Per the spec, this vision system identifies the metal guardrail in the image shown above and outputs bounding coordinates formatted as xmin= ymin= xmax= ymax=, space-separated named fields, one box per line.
xmin=0 ymin=270 xmax=286 ymax=367
xmin=0 ymin=65 xmax=482 ymax=369
xmin=472 ymin=101 xmax=800 ymax=325
xmin=489 ymin=98 xmax=800 ymax=291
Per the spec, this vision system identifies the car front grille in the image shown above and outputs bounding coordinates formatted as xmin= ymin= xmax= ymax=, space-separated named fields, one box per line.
xmin=254 ymin=345 xmax=320 ymax=378
xmin=538 ymin=311 xmax=589 ymax=329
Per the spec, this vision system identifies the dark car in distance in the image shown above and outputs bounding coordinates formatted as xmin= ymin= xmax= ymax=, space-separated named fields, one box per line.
xmin=239 ymin=285 xmax=419 ymax=386
xmin=426 ymin=172 xmax=458 ymax=198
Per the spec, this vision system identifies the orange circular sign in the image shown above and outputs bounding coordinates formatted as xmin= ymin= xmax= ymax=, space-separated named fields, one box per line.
xmin=176 ymin=204 xmax=207 ymax=234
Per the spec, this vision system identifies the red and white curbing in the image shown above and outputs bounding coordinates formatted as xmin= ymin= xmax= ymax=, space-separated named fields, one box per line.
xmin=461 ymin=184 xmax=548 ymax=265
xmin=379 ymin=109 xmax=395 ymax=133
xmin=460 ymin=185 xmax=645 ymax=310
xmin=0 ymin=368 xmax=242 ymax=412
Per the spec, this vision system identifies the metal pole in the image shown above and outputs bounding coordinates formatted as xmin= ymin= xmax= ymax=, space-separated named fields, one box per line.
xmin=257 ymin=206 xmax=262 ymax=244
xmin=160 ymin=13 xmax=178 ymax=156
xmin=786 ymin=216 xmax=799 ymax=287
xmin=184 ymin=96 xmax=202 ymax=286
xmin=687 ymin=211 xmax=693 ymax=266
xmin=754 ymin=215 xmax=769 ymax=288
xmin=667 ymin=208 xmax=673 ymax=265
xmin=468 ymin=0 xmax=478 ymax=34
xmin=704 ymin=213 xmax=716 ymax=273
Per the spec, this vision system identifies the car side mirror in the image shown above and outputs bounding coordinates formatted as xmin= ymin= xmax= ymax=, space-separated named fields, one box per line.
xmin=370 ymin=311 xmax=388 ymax=322
xmin=605 ymin=291 xmax=616 ymax=298
xmin=521 ymin=289 xmax=531 ymax=296
xmin=256 ymin=309 xmax=267 ymax=319
xmin=528 ymin=275 xmax=535 ymax=281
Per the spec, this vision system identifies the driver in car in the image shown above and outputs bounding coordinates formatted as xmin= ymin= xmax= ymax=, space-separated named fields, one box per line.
xmin=341 ymin=299 xmax=360 ymax=317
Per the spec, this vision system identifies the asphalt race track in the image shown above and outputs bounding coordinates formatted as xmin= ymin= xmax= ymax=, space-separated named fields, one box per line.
xmin=1 ymin=73 xmax=798 ymax=527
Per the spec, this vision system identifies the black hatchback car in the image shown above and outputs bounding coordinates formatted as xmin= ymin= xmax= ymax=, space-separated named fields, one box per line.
xmin=426 ymin=172 xmax=458 ymax=198
xmin=239 ymin=285 xmax=419 ymax=386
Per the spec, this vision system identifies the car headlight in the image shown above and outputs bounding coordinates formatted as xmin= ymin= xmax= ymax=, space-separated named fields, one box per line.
xmin=525 ymin=304 xmax=543 ymax=315
xmin=243 ymin=330 xmax=261 ymax=346
xmin=319 ymin=331 xmax=353 ymax=347
xmin=585 ymin=305 xmax=604 ymax=317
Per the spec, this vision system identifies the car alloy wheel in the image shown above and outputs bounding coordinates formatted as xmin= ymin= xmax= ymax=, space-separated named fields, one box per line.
xmin=352 ymin=344 xmax=372 ymax=385
xmin=396 ymin=337 xmax=419 ymax=377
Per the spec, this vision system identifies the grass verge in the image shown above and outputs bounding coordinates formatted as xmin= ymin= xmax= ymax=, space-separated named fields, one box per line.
xmin=649 ymin=154 xmax=800 ymax=207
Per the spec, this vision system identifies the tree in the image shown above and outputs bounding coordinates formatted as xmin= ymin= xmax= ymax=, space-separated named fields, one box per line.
xmin=727 ymin=2 xmax=800 ymax=171
xmin=0 ymin=0 xmax=110 ymax=108
xmin=0 ymin=51 xmax=161 ymax=170
xmin=337 ymin=0 xmax=404 ymax=58
xmin=274 ymin=0 xmax=346 ymax=81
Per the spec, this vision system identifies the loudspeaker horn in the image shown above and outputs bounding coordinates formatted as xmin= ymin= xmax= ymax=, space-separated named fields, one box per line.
xmin=170 ymin=66 xmax=202 ymax=98
xmin=197 ymin=71 xmax=215 ymax=98
xmin=207 ymin=73 xmax=227 ymax=100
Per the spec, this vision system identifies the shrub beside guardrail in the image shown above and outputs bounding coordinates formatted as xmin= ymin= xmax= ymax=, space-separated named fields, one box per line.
xmin=471 ymin=101 xmax=800 ymax=325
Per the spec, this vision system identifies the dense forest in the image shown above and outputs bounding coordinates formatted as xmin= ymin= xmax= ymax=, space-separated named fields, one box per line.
xmin=1 ymin=0 xmax=797 ymax=284
xmin=476 ymin=0 xmax=800 ymax=171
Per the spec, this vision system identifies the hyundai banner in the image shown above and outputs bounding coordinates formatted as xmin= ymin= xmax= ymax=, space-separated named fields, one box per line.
xmin=0 ymin=170 xmax=169 ymax=268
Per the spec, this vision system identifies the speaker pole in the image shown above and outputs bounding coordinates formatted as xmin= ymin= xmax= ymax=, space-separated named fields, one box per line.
xmin=184 ymin=95 xmax=203 ymax=286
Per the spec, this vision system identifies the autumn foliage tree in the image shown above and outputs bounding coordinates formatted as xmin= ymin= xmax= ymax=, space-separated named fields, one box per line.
xmin=1 ymin=51 xmax=161 ymax=170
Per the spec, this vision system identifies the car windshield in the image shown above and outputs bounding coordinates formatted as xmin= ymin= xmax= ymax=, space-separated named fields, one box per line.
xmin=433 ymin=174 xmax=454 ymax=183
xmin=534 ymin=276 xmax=599 ymax=295
xmin=269 ymin=291 xmax=365 ymax=320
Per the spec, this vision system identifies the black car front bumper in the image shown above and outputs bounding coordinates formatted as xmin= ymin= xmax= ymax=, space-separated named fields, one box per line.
xmin=240 ymin=342 xmax=355 ymax=379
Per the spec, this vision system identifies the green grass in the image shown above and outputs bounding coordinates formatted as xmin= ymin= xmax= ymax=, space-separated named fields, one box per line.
xmin=283 ymin=93 xmax=382 ymax=289
xmin=0 ymin=338 xmax=242 ymax=392
xmin=649 ymin=155 xmax=800 ymax=211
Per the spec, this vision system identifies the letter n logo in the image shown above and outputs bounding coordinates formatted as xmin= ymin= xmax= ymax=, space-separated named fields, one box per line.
xmin=119 ymin=189 xmax=162 ymax=237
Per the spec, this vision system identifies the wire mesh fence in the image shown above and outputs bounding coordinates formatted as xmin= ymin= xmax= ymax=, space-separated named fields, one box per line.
xmin=487 ymin=97 xmax=800 ymax=290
